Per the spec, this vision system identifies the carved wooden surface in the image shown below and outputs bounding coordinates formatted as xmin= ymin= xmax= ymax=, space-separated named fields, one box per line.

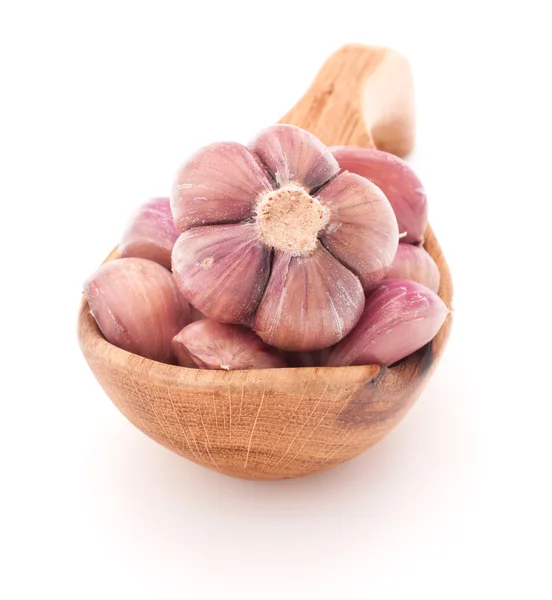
xmin=78 ymin=44 xmax=452 ymax=480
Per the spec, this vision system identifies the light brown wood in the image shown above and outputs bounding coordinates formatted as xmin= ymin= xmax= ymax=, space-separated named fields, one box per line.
xmin=78 ymin=44 xmax=452 ymax=480
xmin=280 ymin=44 xmax=415 ymax=156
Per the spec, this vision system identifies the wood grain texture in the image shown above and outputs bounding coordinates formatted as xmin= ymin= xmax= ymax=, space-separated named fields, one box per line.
xmin=78 ymin=44 xmax=452 ymax=480
xmin=280 ymin=44 xmax=415 ymax=156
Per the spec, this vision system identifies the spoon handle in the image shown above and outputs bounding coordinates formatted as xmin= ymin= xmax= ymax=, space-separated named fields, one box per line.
xmin=280 ymin=44 xmax=415 ymax=156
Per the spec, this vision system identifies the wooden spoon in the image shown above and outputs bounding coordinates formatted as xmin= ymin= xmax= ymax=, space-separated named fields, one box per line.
xmin=78 ymin=44 xmax=453 ymax=480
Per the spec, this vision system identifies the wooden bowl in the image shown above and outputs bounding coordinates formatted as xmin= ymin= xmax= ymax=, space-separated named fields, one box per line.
xmin=78 ymin=44 xmax=453 ymax=480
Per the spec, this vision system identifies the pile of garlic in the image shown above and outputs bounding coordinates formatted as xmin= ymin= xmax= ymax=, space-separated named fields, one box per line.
xmin=84 ymin=125 xmax=449 ymax=370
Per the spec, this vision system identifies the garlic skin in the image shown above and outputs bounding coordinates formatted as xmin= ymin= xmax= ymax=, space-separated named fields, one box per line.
xmin=330 ymin=146 xmax=428 ymax=244
xmin=387 ymin=243 xmax=440 ymax=293
xmin=119 ymin=197 xmax=180 ymax=269
xmin=253 ymin=243 xmax=364 ymax=351
xmin=172 ymin=142 xmax=273 ymax=231
xmin=317 ymin=172 xmax=399 ymax=289
xmin=252 ymin=123 xmax=339 ymax=189
xmin=84 ymin=258 xmax=191 ymax=364
xmin=327 ymin=279 xmax=450 ymax=367
xmin=172 ymin=223 xmax=270 ymax=325
xmin=171 ymin=125 xmax=399 ymax=351
xmin=172 ymin=320 xmax=286 ymax=370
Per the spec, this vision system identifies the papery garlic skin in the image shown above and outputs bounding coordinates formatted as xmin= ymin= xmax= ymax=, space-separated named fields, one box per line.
xmin=171 ymin=125 xmax=399 ymax=351
xmin=330 ymin=146 xmax=428 ymax=244
xmin=327 ymin=279 xmax=449 ymax=367
xmin=172 ymin=320 xmax=286 ymax=370
xmin=172 ymin=223 xmax=270 ymax=325
xmin=387 ymin=243 xmax=440 ymax=292
xmin=317 ymin=172 xmax=399 ymax=289
xmin=84 ymin=258 xmax=191 ymax=364
xmin=119 ymin=198 xmax=180 ymax=269
xmin=253 ymin=243 xmax=364 ymax=351
xmin=251 ymin=123 xmax=339 ymax=189
xmin=171 ymin=142 xmax=273 ymax=231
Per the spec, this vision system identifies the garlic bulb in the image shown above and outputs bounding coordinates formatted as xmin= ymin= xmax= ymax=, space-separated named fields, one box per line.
xmin=330 ymin=146 xmax=428 ymax=244
xmin=84 ymin=258 xmax=191 ymax=364
xmin=327 ymin=279 xmax=450 ymax=367
xmin=171 ymin=125 xmax=399 ymax=351
xmin=387 ymin=243 xmax=440 ymax=292
xmin=119 ymin=197 xmax=180 ymax=269
xmin=172 ymin=320 xmax=286 ymax=370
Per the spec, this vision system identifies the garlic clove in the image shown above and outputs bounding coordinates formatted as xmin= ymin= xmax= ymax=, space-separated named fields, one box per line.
xmin=171 ymin=142 xmax=274 ymax=232
xmin=172 ymin=320 xmax=286 ymax=370
xmin=251 ymin=124 xmax=339 ymax=190
xmin=387 ymin=243 xmax=440 ymax=292
xmin=329 ymin=146 xmax=428 ymax=244
xmin=317 ymin=172 xmax=399 ymax=289
xmin=84 ymin=257 xmax=191 ymax=364
xmin=327 ymin=279 xmax=450 ymax=367
xmin=119 ymin=197 xmax=180 ymax=270
xmin=254 ymin=243 xmax=364 ymax=351
xmin=172 ymin=222 xmax=271 ymax=326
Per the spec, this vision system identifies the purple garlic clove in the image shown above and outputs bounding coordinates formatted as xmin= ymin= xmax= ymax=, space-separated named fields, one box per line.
xmin=172 ymin=320 xmax=286 ymax=370
xmin=119 ymin=197 xmax=180 ymax=270
xmin=317 ymin=172 xmax=399 ymax=289
xmin=386 ymin=243 xmax=441 ymax=293
xmin=172 ymin=223 xmax=271 ymax=326
xmin=250 ymin=124 xmax=339 ymax=189
xmin=171 ymin=142 xmax=273 ymax=232
xmin=84 ymin=258 xmax=191 ymax=364
xmin=330 ymin=146 xmax=428 ymax=244
xmin=327 ymin=279 xmax=450 ymax=367
xmin=253 ymin=244 xmax=364 ymax=351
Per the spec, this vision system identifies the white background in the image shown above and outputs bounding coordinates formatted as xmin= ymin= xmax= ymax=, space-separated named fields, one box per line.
xmin=1 ymin=1 xmax=551 ymax=598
